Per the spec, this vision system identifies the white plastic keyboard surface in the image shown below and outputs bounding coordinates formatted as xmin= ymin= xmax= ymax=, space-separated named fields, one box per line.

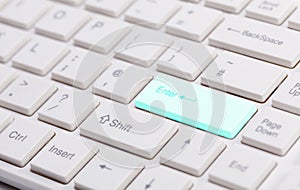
xmin=1 ymin=0 xmax=300 ymax=190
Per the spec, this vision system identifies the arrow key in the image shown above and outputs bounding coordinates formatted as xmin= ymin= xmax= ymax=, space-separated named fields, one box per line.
xmin=75 ymin=156 xmax=142 ymax=190
xmin=160 ymin=126 xmax=226 ymax=176
xmin=127 ymin=165 xmax=193 ymax=190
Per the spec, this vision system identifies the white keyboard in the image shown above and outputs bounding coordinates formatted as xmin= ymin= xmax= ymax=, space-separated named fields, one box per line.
xmin=1 ymin=0 xmax=300 ymax=189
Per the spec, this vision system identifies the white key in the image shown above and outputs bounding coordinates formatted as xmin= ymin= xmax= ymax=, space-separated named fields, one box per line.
xmin=209 ymin=16 xmax=300 ymax=68
xmin=0 ymin=66 xmax=18 ymax=92
xmin=205 ymin=0 xmax=250 ymax=13
xmin=0 ymin=74 xmax=57 ymax=116
xmin=93 ymin=59 xmax=153 ymax=104
xmin=75 ymin=156 xmax=142 ymax=190
xmin=31 ymin=133 xmax=98 ymax=184
xmin=192 ymin=182 xmax=227 ymax=190
xmin=86 ymin=0 xmax=135 ymax=17
xmin=246 ymin=0 xmax=296 ymax=25
xmin=277 ymin=170 xmax=300 ymax=190
xmin=38 ymin=87 xmax=99 ymax=131
xmin=74 ymin=17 xmax=130 ymax=54
xmin=12 ymin=37 xmax=69 ymax=75
xmin=125 ymin=0 xmax=181 ymax=29
xmin=36 ymin=6 xmax=90 ymax=41
xmin=53 ymin=0 xmax=83 ymax=6
xmin=166 ymin=6 xmax=223 ymax=42
xmin=242 ymin=108 xmax=300 ymax=156
xmin=0 ymin=24 xmax=29 ymax=62
xmin=273 ymin=73 xmax=300 ymax=115
xmin=115 ymin=26 xmax=172 ymax=67
xmin=0 ymin=118 xmax=53 ymax=167
xmin=0 ymin=109 xmax=13 ymax=132
xmin=160 ymin=127 xmax=226 ymax=176
xmin=0 ymin=0 xmax=50 ymax=29
xmin=201 ymin=51 xmax=287 ymax=102
xmin=209 ymin=145 xmax=276 ymax=190
xmin=289 ymin=9 xmax=300 ymax=31
xmin=52 ymin=48 xmax=109 ymax=89
xmin=157 ymin=38 xmax=217 ymax=81
xmin=80 ymin=100 xmax=178 ymax=159
xmin=127 ymin=165 xmax=193 ymax=190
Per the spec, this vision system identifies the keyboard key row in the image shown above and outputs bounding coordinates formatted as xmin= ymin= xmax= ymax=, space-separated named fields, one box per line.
xmin=0 ymin=108 xmax=281 ymax=189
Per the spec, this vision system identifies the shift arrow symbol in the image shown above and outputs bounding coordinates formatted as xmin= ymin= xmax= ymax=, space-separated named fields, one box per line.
xmin=99 ymin=114 xmax=110 ymax=124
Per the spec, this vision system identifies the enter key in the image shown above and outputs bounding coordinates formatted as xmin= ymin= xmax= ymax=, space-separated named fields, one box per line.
xmin=135 ymin=74 xmax=257 ymax=139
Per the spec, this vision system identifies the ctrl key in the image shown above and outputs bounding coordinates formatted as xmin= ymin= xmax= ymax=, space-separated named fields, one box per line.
xmin=0 ymin=118 xmax=53 ymax=167
xmin=209 ymin=145 xmax=276 ymax=190
xmin=30 ymin=133 xmax=98 ymax=184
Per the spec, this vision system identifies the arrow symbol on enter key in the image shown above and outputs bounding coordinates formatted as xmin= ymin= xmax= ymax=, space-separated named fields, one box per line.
xmin=179 ymin=95 xmax=197 ymax=102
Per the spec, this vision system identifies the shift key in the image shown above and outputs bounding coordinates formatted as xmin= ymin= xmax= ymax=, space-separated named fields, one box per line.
xmin=135 ymin=74 xmax=257 ymax=139
xmin=209 ymin=16 xmax=300 ymax=68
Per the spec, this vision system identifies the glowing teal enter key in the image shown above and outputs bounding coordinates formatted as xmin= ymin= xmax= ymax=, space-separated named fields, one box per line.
xmin=135 ymin=75 xmax=257 ymax=139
